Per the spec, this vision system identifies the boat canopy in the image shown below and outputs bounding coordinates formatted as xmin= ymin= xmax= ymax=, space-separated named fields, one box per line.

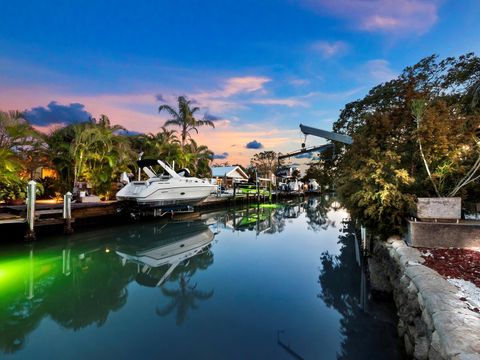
xmin=136 ymin=159 xmax=180 ymax=179
xmin=137 ymin=159 xmax=160 ymax=168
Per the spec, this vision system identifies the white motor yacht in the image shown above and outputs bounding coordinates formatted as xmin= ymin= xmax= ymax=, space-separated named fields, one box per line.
xmin=116 ymin=159 xmax=216 ymax=207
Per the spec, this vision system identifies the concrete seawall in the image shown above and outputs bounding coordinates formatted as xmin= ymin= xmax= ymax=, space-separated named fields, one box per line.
xmin=369 ymin=238 xmax=480 ymax=359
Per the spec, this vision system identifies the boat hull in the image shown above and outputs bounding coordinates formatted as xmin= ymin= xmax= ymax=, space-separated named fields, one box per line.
xmin=116 ymin=181 xmax=215 ymax=207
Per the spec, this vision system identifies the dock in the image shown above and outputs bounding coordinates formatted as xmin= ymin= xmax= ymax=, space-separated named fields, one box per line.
xmin=0 ymin=192 xmax=308 ymax=241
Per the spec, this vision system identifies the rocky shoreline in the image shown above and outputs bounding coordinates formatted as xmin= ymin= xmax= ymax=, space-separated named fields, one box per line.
xmin=369 ymin=238 xmax=480 ymax=359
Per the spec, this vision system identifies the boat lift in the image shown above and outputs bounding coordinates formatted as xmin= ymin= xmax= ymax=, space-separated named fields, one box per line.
xmin=299 ymin=124 xmax=353 ymax=145
xmin=278 ymin=124 xmax=353 ymax=162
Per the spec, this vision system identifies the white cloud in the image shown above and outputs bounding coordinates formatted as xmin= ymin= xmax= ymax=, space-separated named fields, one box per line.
xmin=299 ymin=0 xmax=440 ymax=35
xmin=290 ymin=78 xmax=310 ymax=86
xmin=311 ymin=40 xmax=349 ymax=58
xmin=363 ymin=59 xmax=397 ymax=83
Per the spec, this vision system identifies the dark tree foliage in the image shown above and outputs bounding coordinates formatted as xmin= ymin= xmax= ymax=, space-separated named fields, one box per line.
xmin=311 ymin=53 xmax=480 ymax=235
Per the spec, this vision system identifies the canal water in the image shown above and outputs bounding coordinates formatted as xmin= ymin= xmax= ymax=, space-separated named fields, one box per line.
xmin=0 ymin=197 xmax=405 ymax=359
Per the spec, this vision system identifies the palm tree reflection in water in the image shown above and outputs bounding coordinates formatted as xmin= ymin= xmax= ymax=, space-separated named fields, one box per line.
xmin=156 ymin=273 xmax=214 ymax=326
xmin=153 ymin=242 xmax=215 ymax=326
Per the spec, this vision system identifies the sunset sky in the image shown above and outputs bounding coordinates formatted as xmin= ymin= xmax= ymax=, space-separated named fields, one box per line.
xmin=0 ymin=0 xmax=479 ymax=165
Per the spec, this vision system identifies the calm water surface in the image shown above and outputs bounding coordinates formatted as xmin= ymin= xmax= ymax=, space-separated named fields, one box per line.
xmin=0 ymin=197 xmax=405 ymax=359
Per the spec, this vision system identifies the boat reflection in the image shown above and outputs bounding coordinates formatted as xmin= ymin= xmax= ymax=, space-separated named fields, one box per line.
xmin=116 ymin=222 xmax=214 ymax=287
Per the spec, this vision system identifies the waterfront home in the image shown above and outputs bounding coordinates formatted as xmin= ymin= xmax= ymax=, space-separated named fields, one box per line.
xmin=210 ymin=166 xmax=248 ymax=189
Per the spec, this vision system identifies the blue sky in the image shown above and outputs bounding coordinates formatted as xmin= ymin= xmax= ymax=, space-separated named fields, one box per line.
xmin=0 ymin=0 xmax=479 ymax=165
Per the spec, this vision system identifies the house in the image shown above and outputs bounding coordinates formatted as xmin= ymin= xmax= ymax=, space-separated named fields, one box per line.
xmin=275 ymin=165 xmax=299 ymax=180
xmin=210 ymin=166 xmax=248 ymax=188
xmin=34 ymin=167 xmax=59 ymax=179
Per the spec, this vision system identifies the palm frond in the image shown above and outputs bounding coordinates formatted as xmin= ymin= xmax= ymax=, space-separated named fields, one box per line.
xmin=164 ymin=119 xmax=182 ymax=127
xmin=158 ymin=104 xmax=180 ymax=118
xmin=196 ymin=120 xmax=215 ymax=128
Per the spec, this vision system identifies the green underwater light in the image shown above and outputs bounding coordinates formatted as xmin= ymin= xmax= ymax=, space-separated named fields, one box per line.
xmin=259 ymin=204 xmax=284 ymax=209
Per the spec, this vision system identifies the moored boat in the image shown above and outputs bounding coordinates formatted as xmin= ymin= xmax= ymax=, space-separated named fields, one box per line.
xmin=116 ymin=159 xmax=216 ymax=207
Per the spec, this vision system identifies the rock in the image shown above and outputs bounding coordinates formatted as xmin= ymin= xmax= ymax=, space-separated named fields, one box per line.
xmin=421 ymin=308 xmax=434 ymax=333
xmin=372 ymin=239 xmax=480 ymax=360
xmin=452 ymin=354 xmax=480 ymax=360
xmin=414 ymin=336 xmax=429 ymax=360
xmin=432 ymin=311 xmax=480 ymax=358
xmin=404 ymin=334 xmax=413 ymax=356
xmin=369 ymin=256 xmax=393 ymax=292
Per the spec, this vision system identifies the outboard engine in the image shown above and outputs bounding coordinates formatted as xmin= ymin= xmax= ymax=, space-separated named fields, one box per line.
xmin=177 ymin=168 xmax=191 ymax=177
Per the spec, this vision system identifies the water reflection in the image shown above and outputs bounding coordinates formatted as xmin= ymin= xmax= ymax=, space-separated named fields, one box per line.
xmin=318 ymin=220 xmax=404 ymax=359
xmin=0 ymin=242 xmax=133 ymax=353
xmin=305 ymin=195 xmax=339 ymax=231
xmin=116 ymin=222 xmax=216 ymax=325
xmin=116 ymin=222 xmax=215 ymax=287
xmin=0 ymin=197 xmax=404 ymax=358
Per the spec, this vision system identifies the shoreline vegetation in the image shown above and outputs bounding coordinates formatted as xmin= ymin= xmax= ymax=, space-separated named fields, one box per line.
xmin=308 ymin=52 xmax=480 ymax=236
xmin=0 ymin=96 xmax=218 ymax=203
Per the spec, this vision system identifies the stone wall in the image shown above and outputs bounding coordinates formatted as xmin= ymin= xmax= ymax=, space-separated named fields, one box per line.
xmin=406 ymin=220 xmax=480 ymax=248
xmin=369 ymin=238 xmax=480 ymax=359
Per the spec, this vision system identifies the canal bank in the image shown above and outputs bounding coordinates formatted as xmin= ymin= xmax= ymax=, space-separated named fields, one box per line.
xmin=369 ymin=237 xmax=480 ymax=359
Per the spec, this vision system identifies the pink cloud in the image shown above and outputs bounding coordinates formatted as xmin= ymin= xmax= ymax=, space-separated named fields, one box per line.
xmin=251 ymin=98 xmax=308 ymax=107
xmin=187 ymin=76 xmax=272 ymax=114
xmin=195 ymin=125 xmax=301 ymax=165
xmin=222 ymin=76 xmax=271 ymax=96
xmin=311 ymin=40 xmax=349 ymax=58
xmin=300 ymin=0 xmax=440 ymax=34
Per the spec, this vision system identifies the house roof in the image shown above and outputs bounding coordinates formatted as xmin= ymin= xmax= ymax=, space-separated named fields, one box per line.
xmin=211 ymin=166 xmax=248 ymax=179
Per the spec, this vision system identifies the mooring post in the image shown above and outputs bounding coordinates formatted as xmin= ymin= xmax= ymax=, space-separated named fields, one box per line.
xmin=27 ymin=245 xmax=35 ymax=299
xmin=25 ymin=180 xmax=37 ymax=241
xmin=257 ymin=181 xmax=260 ymax=203
xmin=63 ymin=191 xmax=74 ymax=234
xmin=360 ymin=226 xmax=367 ymax=253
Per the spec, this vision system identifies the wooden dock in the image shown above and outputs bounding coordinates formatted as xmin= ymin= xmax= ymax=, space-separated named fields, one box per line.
xmin=0 ymin=192 xmax=307 ymax=240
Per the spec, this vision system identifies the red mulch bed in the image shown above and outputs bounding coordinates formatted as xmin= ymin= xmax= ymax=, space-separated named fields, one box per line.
xmin=419 ymin=248 xmax=480 ymax=288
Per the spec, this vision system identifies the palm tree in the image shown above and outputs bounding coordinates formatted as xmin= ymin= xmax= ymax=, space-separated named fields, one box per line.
xmin=183 ymin=139 xmax=213 ymax=177
xmin=0 ymin=110 xmax=47 ymax=182
xmin=157 ymin=126 xmax=179 ymax=144
xmin=95 ymin=114 xmax=125 ymax=132
xmin=0 ymin=110 xmax=35 ymax=149
xmin=70 ymin=121 xmax=134 ymax=197
xmin=159 ymin=96 xmax=214 ymax=146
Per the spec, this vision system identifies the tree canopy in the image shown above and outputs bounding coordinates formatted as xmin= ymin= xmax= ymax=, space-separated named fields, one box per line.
xmin=307 ymin=53 xmax=480 ymax=235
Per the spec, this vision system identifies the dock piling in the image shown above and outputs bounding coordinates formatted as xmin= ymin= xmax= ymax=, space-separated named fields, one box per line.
xmin=25 ymin=180 xmax=37 ymax=241
xmin=63 ymin=191 xmax=74 ymax=234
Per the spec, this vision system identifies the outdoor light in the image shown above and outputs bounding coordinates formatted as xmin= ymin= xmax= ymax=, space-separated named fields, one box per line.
xmin=331 ymin=201 xmax=341 ymax=211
